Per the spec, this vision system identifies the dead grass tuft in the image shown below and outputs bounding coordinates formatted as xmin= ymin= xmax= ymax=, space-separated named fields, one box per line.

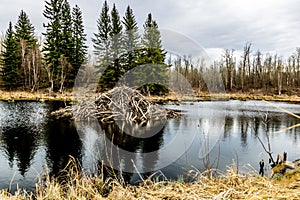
xmin=1 ymin=159 xmax=300 ymax=199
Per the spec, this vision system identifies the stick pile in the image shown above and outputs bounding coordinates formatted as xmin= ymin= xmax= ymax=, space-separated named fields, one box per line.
xmin=51 ymin=86 xmax=179 ymax=123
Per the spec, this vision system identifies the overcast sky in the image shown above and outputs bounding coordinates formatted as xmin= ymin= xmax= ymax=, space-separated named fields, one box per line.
xmin=1 ymin=0 xmax=300 ymax=60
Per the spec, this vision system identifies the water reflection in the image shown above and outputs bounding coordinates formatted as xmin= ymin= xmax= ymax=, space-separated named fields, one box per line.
xmin=0 ymin=101 xmax=46 ymax=176
xmin=239 ymin=114 xmax=249 ymax=147
xmin=0 ymin=127 xmax=39 ymax=175
xmin=0 ymin=100 xmax=300 ymax=191
xmin=0 ymin=101 xmax=82 ymax=190
xmin=77 ymin=120 xmax=165 ymax=183
xmin=223 ymin=116 xmax=233 ymax=139
xmin=44 ymin=120 xmax=82 ymax=176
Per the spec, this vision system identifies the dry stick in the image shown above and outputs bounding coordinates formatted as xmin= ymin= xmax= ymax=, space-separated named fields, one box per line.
xmin=264 ymin=113 xmax=273 ymax=160
xmin=256 ymin=135 xmax=275 ymax=164
xmin=136 ymin=100 xmax=147 ymax=120
xmin=275 ymin=123 xmax=300 ymax=133
xmin=263 ymin=100 xmax=300 ymax=133
xmin=120 ymin=92 xmax=126 ymax=112
xmin=263 ymin=100 xmax=300 ymax=120
xmin=131 ymin=159 xmax=144 ymax=182
xmin=258 ymin=111 xmax=276 ymax=165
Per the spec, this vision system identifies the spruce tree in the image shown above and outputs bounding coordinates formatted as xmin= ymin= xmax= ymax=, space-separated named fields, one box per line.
xmin=142 ymin=13 xmax=165 ymax=64
xmin=1 ymin=22 xmax=20 ymax=90
xmin=71 ymin=4 xmax=87 ymax=85
xmin=109 ymin=3 xmax=123 ymax=84
xmin=61 ymin=0 xmax=73 ymax=60
xmin=15 ymin=10 xmax=38 ymax=89
xmin=92 ymin=0 xmax=114 ymax=90
xmin=110 ymin=4 xmax=123 ymax=59
xmin=43 ymin=0 xmax=78 ymax=91
xmin=122 ymin=5 xmax=140 ymax=71
xmin=61 ymin=0 xmax=74 ymax=88
xmin=15 ymin=10 xmax=37 ymax=46
xmin=43 ymin=0 xmax=64 ymax=91
xmin=92 ymin=0 xmax=111 ymax=67
xmin=139 ymin=13 xmax=167 ymax=94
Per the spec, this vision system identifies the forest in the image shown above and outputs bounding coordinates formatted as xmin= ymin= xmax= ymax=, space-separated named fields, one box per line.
xmin=1 ymin=0 xmax=300 ymax=96
xmin=173 ymin=43 xmax=300 ymax=95
xmin=0 ymin=0 xmax=166 ymax=94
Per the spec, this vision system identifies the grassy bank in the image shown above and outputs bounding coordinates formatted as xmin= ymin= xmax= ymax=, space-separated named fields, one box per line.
xmin=1 ymin=164 xmax=300 ymax=199
xmin=0 ymin=90 xmax=73 ymax=102
xmin=1 ymin=89 xmax=300 ymax=103
xmin=149 ymin=91 xmax=300 ymax=103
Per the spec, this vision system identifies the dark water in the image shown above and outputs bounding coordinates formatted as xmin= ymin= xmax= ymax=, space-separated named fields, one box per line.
xmin=0 ymin=100 xmax=300 ymax=191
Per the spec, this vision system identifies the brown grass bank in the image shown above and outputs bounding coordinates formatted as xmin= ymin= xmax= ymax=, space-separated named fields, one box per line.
xmin=150 ymin=91 xmax=300 ymax=103
xmin=0 ymin=90 xmax=73 ymax=102
xmin=1 ymin=165 xmax=300 ymax=200
xmin=1 ymin=89 xmax=300 ymax=103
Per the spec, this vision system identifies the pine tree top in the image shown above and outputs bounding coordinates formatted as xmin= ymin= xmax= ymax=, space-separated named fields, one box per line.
xmin=15 ymin=10 xmax=37 ymax=46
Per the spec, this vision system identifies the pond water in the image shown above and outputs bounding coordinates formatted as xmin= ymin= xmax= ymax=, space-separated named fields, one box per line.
xmin=0 ymin=100 xmax=300 ymax=191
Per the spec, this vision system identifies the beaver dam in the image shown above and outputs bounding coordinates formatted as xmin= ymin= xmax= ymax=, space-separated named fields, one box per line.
xmin=51 ymin=86 xmax=179 ymax=123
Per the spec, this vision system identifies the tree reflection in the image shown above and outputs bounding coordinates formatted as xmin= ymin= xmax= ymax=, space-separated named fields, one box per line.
xmin=95 ymin=120 xmax=165 ymax=183
xmin=223 ymin=116 xmax=233 ymax=139
xmin=0 ymin=101 xmax=46 ymax=176
xmin=0 ymin=127 xmax=39 ymax=176
xmin=140 ymin=125 xmax=164 ymax=178
xmin=252 ymin=116 xmax=260 ymax=136
xmin=239 ymin=114 xmax=249 ymax=147
xmin=44 ymin=120 xmax=82 ymax=176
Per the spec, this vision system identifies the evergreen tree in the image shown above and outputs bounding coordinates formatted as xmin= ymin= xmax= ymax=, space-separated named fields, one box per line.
xmin=122 ymin=5 xmax=140 ymax=71
xmin=108 ymin=3 xmax=123 ymax=85
xmin=141 ymin=13 xmax=165 ymax=64
xmin=15 ymin=10 xmax=37 ymax=46
xmin=61 ymin=0 xmax=73 ymax=60
xmin=1 ymin=22 xmax=20 ymax=90
xmin=110 ymin=3 xmax=123 ymax=62
xmin=92 ymin=0 xmax=111 ymax=67
xmin=92 ymin=1 xmax=115 ymax=90
xmin=15 ymin=10 xmax=38 ymax=89
xmin=43 ymin=0 xmax=79 ymax=91
xmin=43 ymin=0 xmax=64 ymax=91
xmin=139 ymin=13 xmax=167 ymax=94
xmin=60 ymin=0 xmax=74 ymax=88
xmin=70 ymin=4 xmax=87 ymax=86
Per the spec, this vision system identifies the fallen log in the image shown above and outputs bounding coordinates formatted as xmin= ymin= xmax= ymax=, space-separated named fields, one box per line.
xmin=51 ymin=86 xmax=180 ymax=123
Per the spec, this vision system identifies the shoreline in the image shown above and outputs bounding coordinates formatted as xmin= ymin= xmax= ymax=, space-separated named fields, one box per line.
xmin=1 ymin=165 xmax=300 ymax=199
xmin=1 ymin=90 xmax=300 ymax=103
xmin=147 ymin=92 xmax=300 ymax=103
xmin=0 ymin=90 xmax=73 ymax=102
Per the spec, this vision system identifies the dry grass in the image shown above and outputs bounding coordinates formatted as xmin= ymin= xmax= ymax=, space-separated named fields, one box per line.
xmin=1 ymin=160 xmax=300 ymax=200
xmin=148 ymin=91 xmax=300 ymax=103
xmin=1 ymin=89 xmax=300 ymax=103
xmin=107 ymin=168 xmax=300 ymax=200
xmin=0 ymin=90 xmax=73 ymax=101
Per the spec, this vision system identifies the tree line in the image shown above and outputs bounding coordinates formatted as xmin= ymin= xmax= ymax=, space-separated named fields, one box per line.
xmin=2 ymin=1 xmax=300 ymax=95
xmin=0 ymin=0 xmax=87 ymax=92
xmin=0 ymin=0 xmax=166 ymax=94
xmin=92 ymin=1 xmax=166 ymax=93
xmin=171 ymin=43 xmax=300 ymax=95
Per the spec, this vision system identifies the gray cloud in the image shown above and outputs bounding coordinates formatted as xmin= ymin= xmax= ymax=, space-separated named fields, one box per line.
xmin=1 ymin=0 xmax=300 ymax=58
